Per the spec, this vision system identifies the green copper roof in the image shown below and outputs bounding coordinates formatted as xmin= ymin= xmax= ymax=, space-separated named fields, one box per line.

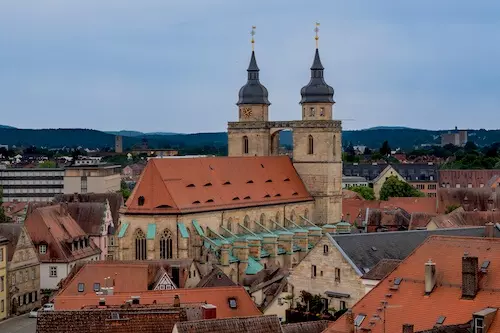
xmin=260 ymin=249 xmax=270 ymax=258
xmin=192 ymin=220 xmax=205 ymax=236
xmin=117 ymin=223 xmax=129 ymax=238
xmin=146 ymin=223 xmax=156 ymax=240
xmin=177 ymin=222 xmax=189 ymax=238
xmin=337 ymin=221 xmax=352 ymax=226
xmin=246 ymin=256 xmax=264 ymax=275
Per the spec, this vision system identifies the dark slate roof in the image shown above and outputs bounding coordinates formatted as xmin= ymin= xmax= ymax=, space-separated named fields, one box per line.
xmin=66 ymin=202 xmax=106 ymax=236
xmin=328 ymin=227 xmax=498 ymax=275
xmin=0 ymin=223 xmax=23 ymax=261
xmin=282 ymin=320 xmax=330 ymax=333
xmin=361 ymin=259 xmax=401 ymax=280
xmin=300 ymin=48 xmax=334 ymax=104
xmin=343 ymin=162 xmax=438 ymax=182
xmin=54 ymin=193 xmax=123 ymax=226
xmin=237 ymin=51 xmax=270 ymax=106
xmin=196 ymin=266 xmax=236 ymax=288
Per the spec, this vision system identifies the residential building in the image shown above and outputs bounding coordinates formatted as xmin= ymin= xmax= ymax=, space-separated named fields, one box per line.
xmin=0 ymin=167 xmax=64 ymax=202
xmin=325 ymin=235 xmax=500 ymax=333
xmin=0 ymin=236 xmax=8 ymax=320
xmin=360 ymin=259 xmax=401 ymax=294
xmin=63 ymin=164 xmax=121 ymax=194
xmin=441 ymin=127 xmax=468 ymax=146
xmin=1 ymin=201 xmax=27 ymax=223
xmin=0 ymin=224 xmax=40 ymax=316
xmin=173 ymin=315 xmax=283 ymax=333
xmin=437 ymin=188 xmax=500 ymax=213
xmin=439 ymin=169 xmax=500 ymax=189
xmin=341 ymin=176 xmax=368 ymax=189
xmin=288 ymin=227 xmax=498 ymax=312
xmin=122 ymin=163 xmax=146 ymax=181
xmin=372 ymin=165 xmax=406 ymax=199
xmin=24 ymin=204 xmax=101 ymax=290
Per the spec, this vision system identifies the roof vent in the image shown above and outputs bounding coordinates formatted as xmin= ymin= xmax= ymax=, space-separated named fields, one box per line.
xmin=265 ymin=179 xmax=272 ymax=183
xmin=264 ymin=194 xmax=271 ymax=198
xmin=371 ymin=246 xmax=377 ymax=251
xmin=246 ymin=180 xmax=254 ymax=184
xmin=243 ymin=196 xmax=251 ymax=200
xmin=436 ymin=316 xmax=446 ymax=325
xmin=204 ymin=183 xmax=212 ymax=187
xmin=192 ymin=200 xmax=201 ymax=204
xmin=292 ymin=192 xmax=298 ymax=196
xmin=232 ymin=197 xmax=240 ymax=201
xmin=205 ymin=199 xmax=214 ymax=203
xmin=155 ymin=205 xmax=173 ymax=209
xmin=284 ymin=178 xmax=290 ymax=182
xmin=186 ymin=184 xmax=195 ymax=188
xmin=261 ymin=164 xmax=264 ymax=168
xmin=274 ymin=194 xmax=281 ymax=197
xmin=223 ymin=181 xmax=231 ymax=185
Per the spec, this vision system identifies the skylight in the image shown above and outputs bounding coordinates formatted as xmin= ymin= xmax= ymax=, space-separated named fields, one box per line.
xmin=481 ymin=260 xmax=490 ymax=270
xmin=354 ymin=314 xmax=366 ymax=327
xmin=436 ymin=316 xmax=446 ymax=325
xmin=228 ymin=298 xmax=237 ymax=309
xmin=394 ymin=277 xmax=402 ymax=286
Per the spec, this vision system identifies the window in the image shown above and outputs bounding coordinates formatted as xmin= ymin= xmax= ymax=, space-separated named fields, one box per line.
xmin=134 ymin=229 xmax=147 ymax=260
xmin=1 ymin=300 xmax=3 ymax=313
xmin=138 ymin=196 xmax=145 ymax=206
xmin=427 ymin=184 xmax=437 ymax=190
xmin=39 ymin=245 xmax=47 ymax=254
xmin=320 ymin=107 xmax=325 ymax=116
xmin=475 ymin=317 xmax=484 ymax=333
xmin=322 ymin=298 xmax=329 ymax=311
xmin=93 ymin=283 xmax=101 ymax=292
xmin=468 ymin=183 xmax=473 ymax=188
xmin=109 ymin=236 xmax=115 ymax=246
xmin=24 ymin=270 xmax=28 ymax=282
xmin=308 ymin=135 xmax=314 ymax=155
xmin=260 ymin=213 xmax=265 ymax=226
xmin=159 ymin=229 xmax=173 ymax=259
xmin=312 ymin=265 xmax=317 ymax=278
xmin=49 ymin=266 xmax=57 ymax=278
xmin=340 ymin=300 xmax=347 ymax=310
xmin=323 ymin=245 xmax=329 ymax=255
xmin=243 ymin=136 xmax=249 ymax=154
xmin=0 ymin=276 xmax=4 ymax=292
xmin=335 ymin=268 xmax=341 ymax=282
xmin=0 ymin=248 xmax=3 ymax=262
xmin=456 ymin=184 xmax=461 ymax=188
xmin=227 ymin=218 xmax=233 ymax=232
xmin=480 ymin=183 xmax=485 ymax=188
xmin=354 ymin=314 xmax=366 ymax=327
xmin=81 ymin=176 xmax=88 ymax=193
xmin=309 ymin=107 xmax=315 ymax=116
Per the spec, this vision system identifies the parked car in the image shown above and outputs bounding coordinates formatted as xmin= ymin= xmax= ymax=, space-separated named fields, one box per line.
xmin=29 ymin=307 xmax=40 ymax=318
xmin=42 ymin=303 xmax=55 ymax=311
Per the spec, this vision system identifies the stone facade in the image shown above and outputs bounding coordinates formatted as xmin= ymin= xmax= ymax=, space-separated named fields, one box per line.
xmin=288 ymin=236 xmax=365 ymax=311
xmin=372 ymin=165 xmax=407 ymax=199
xmin=7 ymin=227 xmax=40 ymax=315
xmin=0 ymin=238 xmax=7 ymax=320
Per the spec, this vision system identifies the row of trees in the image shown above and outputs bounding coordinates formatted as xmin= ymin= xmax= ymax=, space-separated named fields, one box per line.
xmin=350 ymin=176 xmax=424 ymax=201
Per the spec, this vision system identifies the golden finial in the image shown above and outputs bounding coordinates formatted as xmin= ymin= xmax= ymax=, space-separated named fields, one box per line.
xmin=315 ymin=22 xmax=320 ymax=49
xmin=251 ymin=26 xmax=256 ymax=51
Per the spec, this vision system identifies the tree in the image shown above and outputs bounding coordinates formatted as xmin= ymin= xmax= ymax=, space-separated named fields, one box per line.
xmin=39 ymin=160 xmax=57 ymax=168
xmin=0 ymin=187 xmax=8 ymax=223
xmin=350 ymin=186 xmax=375 ymax=200
xmin=120 ymin=180 xmax=131 ymax=201
xmin=363 ymin=147 xmax=372 ymax=155
xmin=379 ymin=176 xmax=424 ymax=201
xmin=379 ymin=140 xmax=391 ymax=156
xmin=464 ymin=141 xmax=477 ymax=152
xmin=445 ymin=204 xmax=460 ymax=214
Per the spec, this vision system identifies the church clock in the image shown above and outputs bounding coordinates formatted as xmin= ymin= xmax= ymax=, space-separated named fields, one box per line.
xmin=242 ymin=107 xmax=252 ymax=118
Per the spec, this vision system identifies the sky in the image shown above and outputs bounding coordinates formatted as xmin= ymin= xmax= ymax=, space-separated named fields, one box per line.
xmin=0 ymin=1 xmax=499 ymax=133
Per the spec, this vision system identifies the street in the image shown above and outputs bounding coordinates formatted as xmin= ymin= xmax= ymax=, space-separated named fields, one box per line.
xmin=0 ymin=314 xmax=36 ymax=333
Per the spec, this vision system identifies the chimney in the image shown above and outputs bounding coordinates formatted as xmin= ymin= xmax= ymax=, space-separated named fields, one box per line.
xmin=424 ymin=259 xmax=436 ymax=295
xmin=485 ymin=222 xmax=494 ymax=238
xmin=173 ymin=295 xmax=180 ymax=307
xmin=402 ymin=324 xmax=414 ymax=333
xmin=462 ymin=255 xmax=479 ymax=299
xmin=202 ymin=304 xmax=217 ymax=319
xmin=345 ymin=309 xmax=354 ymax=333
xmin=131 ymin=296 xmax=140 ymax=305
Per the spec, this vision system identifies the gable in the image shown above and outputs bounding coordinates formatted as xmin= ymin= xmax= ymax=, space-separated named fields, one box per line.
xmin=153 ymin=272 xmax=177 ymax=291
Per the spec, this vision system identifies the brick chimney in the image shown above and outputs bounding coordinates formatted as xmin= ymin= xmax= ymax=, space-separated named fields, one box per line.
xmin=202 ymin=304 xmax=217 ymax=319
xmin=402 ymin=324 xmax=414 ymax=333
xmin=462 ymin=255 xmax=479 ymax=299
xmin=485 ymin=222 xmax=494 ymax=238
xmin=424 ymin=259 xmax=436 ymax=295
xmin=345 ymin=309 xmax=354 ymax=333
xmin=173 ymin=295 xmax=180 ymax=307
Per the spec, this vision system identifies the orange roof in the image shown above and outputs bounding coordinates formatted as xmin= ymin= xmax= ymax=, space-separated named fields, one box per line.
xmin=326 ymin=236 xmax=500 ymax=333
xmin=381 ymin=197 xmax=437 ymax=214
xmin=54 ymin=286 xmax=262 ymax=318
xmin=124 ymin=156 xmax=313 ymax=214
xmin=24 ymin=204 xmax=101 ymax=262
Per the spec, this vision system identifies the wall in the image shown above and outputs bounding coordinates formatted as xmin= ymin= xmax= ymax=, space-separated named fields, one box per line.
xmin=409 ymin=181 xmax=438 ymax=198
xmin=262 ymin=291 xmax=292 ymax=322
xmin=0 ymin=243 xmax=7 ymax=320
xmin=289 ymin=236 xmax=365 ymax=311
xmin=40 ymin=254 xmax=100 ymax=290
xmin=373 ymin=166 xmax=406 ymax=199
xmin=63 ymin=177 xmax=81 ymax=194
xmin=439 ymin=170 xmax=500 ymax=188
xmin=361 ymin=278 xmax=379 ymax=294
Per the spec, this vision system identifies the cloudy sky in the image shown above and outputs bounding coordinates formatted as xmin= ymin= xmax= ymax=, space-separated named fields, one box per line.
xmin=0 ymin=1 xmax=499 ymax=133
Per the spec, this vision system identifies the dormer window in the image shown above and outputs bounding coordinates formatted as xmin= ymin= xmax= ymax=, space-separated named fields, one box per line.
xmin=138 ymin=196 xmax=145 ymax=206
xmin=274 ymin=194 xmax=281 ymax=197
xmin=243 ymin=196 xmax=251 ymax=200
xmin=192 ymin=200 xmax=201 ymax=204
xmin=232 ymin=197 xmax=240 ymax=201
xmin=264 ymin=194 xmax=271 ymax=198
xmin=265 ymin=179 xmax=272 ymax=183
xmin=206 ymin=199 xmax=214 ymax=203
xmin=186 ymin=184 xmax=195 ymax=188
xmin=204 ymin=183 xmax=212 ymax=187
xmin=292 ymin=192 xmax=298 ymax=196
xmin=39 ymin=244 xmax=47 ymax=254
xmin=246 ymin=180 xmax=254 ymax=184
xmin=223 ymin=181 xmax=231 ymax=185
xmin=284 ymin=178 xmax=290 ymax=182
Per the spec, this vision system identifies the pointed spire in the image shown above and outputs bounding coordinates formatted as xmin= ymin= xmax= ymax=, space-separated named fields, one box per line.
xmin=311 ymin=48 xmax=324 ymax=71
xmin=248 ymin=51 xmax=259 ymax=72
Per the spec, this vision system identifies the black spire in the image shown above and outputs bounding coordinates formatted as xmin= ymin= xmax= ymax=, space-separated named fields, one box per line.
xmin=237 ymin=51 xmax=270 ymax=106
xmin=300 ymin=48 xmax=334 ymax=104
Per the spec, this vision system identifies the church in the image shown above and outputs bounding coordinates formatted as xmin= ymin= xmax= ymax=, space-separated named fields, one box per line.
xmin=116 ymin=27 xmax=344 ymax=283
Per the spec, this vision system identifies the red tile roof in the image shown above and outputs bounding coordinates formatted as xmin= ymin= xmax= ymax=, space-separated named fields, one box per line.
xmin=54 ymin=286 xmax=262 ymax=318
xmin=325 ymin=235 xmax=500 ymax=333
xmin=24 ymin=204 xmax=101 ymax=263
xmin=124 ymin=156 xmax=313 ymax=214
xmin=381 ymin=197 xmax=437 ymax=214
xmin=439 ymin=169 xmax=500 ymax=188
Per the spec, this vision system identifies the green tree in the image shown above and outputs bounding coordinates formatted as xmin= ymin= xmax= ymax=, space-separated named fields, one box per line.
xmin=0 ymin=187 xmax=8 ymax=223
xmin=39 ymin=160 xmax=57 ymax=168
xmin=445 ymin=204 xmax=460 ymax=214
xmin=120 ymin=180 xmax=131 ymax=201
xmin=379 ymin=176 xmax=424 ymax=200
xmin=379 ymin=140 xmax=391 ymax=156
xmin=350 ymin=186 xmax=375 ymax=200
xmin=363 ymin=147 xmax=372 ymax=155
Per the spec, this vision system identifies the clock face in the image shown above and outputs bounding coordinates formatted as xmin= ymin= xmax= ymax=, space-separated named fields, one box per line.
xmin=243 ymin=107 xmax=252 ymax=118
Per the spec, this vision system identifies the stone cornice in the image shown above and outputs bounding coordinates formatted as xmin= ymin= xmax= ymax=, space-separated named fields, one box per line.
xmin=228 ymin=120 xmax=342 ymax=130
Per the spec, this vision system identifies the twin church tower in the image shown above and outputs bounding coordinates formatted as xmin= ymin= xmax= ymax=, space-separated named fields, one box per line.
xmin=227 ymin=25 xmax=343 ymax=224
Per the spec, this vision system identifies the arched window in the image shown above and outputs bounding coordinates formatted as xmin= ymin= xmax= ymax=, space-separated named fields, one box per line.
xmin=138 ymin=196 xmax=145 ymax=206
xmin=134 ymin=229 xmax=147 ymax=260
xmin=227 ymin=217 xmax=233 ymax=232
xmin=243 ymin=136 xmax=249 ymax=154
xmin=160 ymin=229 xmax=173 ymax=259
xmin=260 ymin=213 xmax=266 ymax=226
xmin=244 ymin=215 xmax=250 ymax=229
xmin=323 ymin=245 xmax=329 ymax=254
xmin=308 ymin=135 xmax=314 ymax=155
xmin=333 ymin=135 xmax=337 ymax=157
xmin=304 ymin=208 xmax=309 ymax=220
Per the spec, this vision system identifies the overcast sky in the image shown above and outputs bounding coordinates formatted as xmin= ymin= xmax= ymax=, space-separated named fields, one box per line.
xmin=0 ymin=1 xmax=499 ymax=133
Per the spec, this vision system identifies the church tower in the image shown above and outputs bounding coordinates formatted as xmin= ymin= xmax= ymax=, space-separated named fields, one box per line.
xmin=292 ymin=23 xmax=342 ymax=224
xmin=228 ymin=27 xmax=272 ymax=157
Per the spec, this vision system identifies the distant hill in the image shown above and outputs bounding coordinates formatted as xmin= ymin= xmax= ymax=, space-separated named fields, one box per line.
xmin=2 ymin=127 xmax=500 ymax=151
xmin=365 ymin=126 xmax=415 ymax=130
xmin=106 ymin=130 xmax=179 ymax=137
xmin=0 ymin=124 xmax=15 ymax=129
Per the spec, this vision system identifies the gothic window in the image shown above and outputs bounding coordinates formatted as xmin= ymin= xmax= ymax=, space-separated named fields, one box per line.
xmin=333 ymin=135 xmax=336 ymax=157
xmin=320 ymin=107 xmax=325 ymax=116
xmin=303 ymin=107 xmax=306 ymax=118
xmin=243 ymin=136 xmax=249 ymax=154
xmin=138 ymin=196 xmax=145 ymax=206
xmin=134 ymin=229 xmax=147 ymax=260
xmin=160 ymin=229 xmax=173 ymax=259
xmin=227 ymin=218 xmax=233 ymax=232
xmin=260 ymin=213 xmax=265 ymax=226
xmin=244 ymin=215 xmax=250 ymax=229
xmin=310 ymin=107 xmax=315 ymax=117
xmin=308 ymin=135 xmax=314 ymax=155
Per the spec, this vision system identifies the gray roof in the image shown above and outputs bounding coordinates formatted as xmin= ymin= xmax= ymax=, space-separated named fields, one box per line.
xmin=343 ymin=163 xmax=438 ymax=182
xmin=237 ymin=51 xmax=270 ymax=106
xmin=328 ymin=227 xmax=498 ymax=276
xmin=300 ymin=48 xmax=334 ymax=104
